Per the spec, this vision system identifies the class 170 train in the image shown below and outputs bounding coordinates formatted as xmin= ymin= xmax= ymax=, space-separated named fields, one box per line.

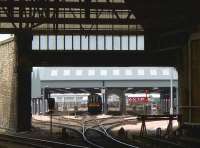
xmin=87 ymin=93 xmax=102 ymax=114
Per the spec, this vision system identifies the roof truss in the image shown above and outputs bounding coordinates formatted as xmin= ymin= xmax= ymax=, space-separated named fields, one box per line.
xmin=0 ymin=0 xmax=143 ymax=35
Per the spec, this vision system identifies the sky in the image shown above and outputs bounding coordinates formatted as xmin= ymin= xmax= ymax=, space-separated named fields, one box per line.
xmin=0 ymin=34 xmax=13 ymax=42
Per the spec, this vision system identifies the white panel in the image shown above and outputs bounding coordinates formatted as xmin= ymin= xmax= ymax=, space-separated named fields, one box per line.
xmin=63 ymin=70 xmax=71 ymax=76
xmin=40 ymin=35 xmax=47 ymax=50
xmin=88 ymin=69 xmax=95 ymax=76
xmin=114 ymin=36 xmax=120 ymax=50
xmin=75 ymin=70 xmax=83 ymax=76
xmin=82 ymin=35 xmax=89 ymax=50
xmin=73 ymin=35 xmax=80 ymax=50
xmin=105 ymin=36 xmax=112 ymax=50
xmin=125 ymin=69 xmax=132 ymax=76
xmin=112 ymin=69 xmax=120 ymax=76
xmin=49 ymin=35 xmax=56 ymax=50
xmin=129 ymin=36 xmax=136 ymax=50
xmin=90 ymin=35 xmax=96 ymax=50
xmin=100 ymin=70 xmax=108 ymax=76
xmin=162 ymin=69 xmax=170 ymax=75
xmin=138 ymin=35 xmax=144 ymax=50
xmin=98 ymin=35 xmax=104 ymax=50
xmin=137 ymin=69 xmax=144 ymax=75
xmin=51 ymin=70 xmax=58 ymax=76
xmin=65 ymin=35 xmax=72 ymax=50
xmin=32 ymin=35 xmax=39 ymax=50
xmin=122 ymin=36 xmax=128 ymax=50
xmin=150 ymin=69 xmax=157 ymax=76
xmin=57 ymin=35 xmax=64 ymax=50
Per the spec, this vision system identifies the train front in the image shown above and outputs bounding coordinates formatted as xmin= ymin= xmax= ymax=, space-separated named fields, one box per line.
xmin=87 ymin=93 xmax=102 ymax=114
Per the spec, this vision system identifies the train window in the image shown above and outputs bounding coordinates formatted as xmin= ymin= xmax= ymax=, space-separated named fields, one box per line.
xmin=99 ymin=96 xmax=101 ymax=103
xmin=90 ymin=97 xmax=92 ymax=103
xmin=95 ymin=96 xmax=98 ymax=102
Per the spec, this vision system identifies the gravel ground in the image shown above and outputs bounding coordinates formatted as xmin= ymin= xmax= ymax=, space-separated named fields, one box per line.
xmin=111 ymin=120 xmax=178 ymax=139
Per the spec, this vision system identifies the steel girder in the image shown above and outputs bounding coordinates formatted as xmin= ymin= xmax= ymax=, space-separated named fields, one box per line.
xmin=0 ymin=0 xmax=143 ymax=35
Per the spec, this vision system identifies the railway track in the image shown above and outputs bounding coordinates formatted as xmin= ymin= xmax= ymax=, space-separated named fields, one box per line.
xmin=83 ymin=118 xmax=138 ymax=148
xmin=32 ymin=115 xmax=139 ymax=148
xmin=0 ymin=133 xmax=88 ymax=148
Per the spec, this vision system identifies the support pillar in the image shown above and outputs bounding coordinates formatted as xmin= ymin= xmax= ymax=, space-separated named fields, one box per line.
xmin=15 ymin=32 xmax=33 ymax=131
xmin=179 ymin=32 xmax=200 ymax=123
xmin=105 ymin=88 xmax=126 ymax=115
xmin=104 ymin=93 xmax=108 ymax=114
xmin=170 ymin=68 xmax=174 ymax=115
xmin=34 ymin=99 xmax=37 ymax=114
xmin=44 ymin=99 xmax=47 ymax=113
xmin=34 ymin=99 xmax=36 ymax=114
xmin=31 ymin=99 xmax=33 ymax=115
xmin=16 ymin=67 xmax=32 ymax=131
xmin=42 ymin=88 xmax=46 ymax=114
xmin=38 ymin=99 xmax=41 ymax=114
xmin=121 ymin=90 xmax=126 ymax=115
xmin=176 ymin=87 xmax=179 ymax=114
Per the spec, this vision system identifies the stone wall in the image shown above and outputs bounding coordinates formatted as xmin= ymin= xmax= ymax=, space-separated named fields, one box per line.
xmin=0 ymin=38 xmax=17 ymax=130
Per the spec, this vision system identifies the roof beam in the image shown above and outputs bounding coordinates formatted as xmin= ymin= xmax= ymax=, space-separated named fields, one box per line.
xmin=30 ymin=50 xmax=179 ymax=67
xmin=0 ymin=28 xmax=144 ymax=35
xmin=0 ymin=1 xmax=128 ymax=10
xmin=0 ymin=17 xmax=138 ymax=25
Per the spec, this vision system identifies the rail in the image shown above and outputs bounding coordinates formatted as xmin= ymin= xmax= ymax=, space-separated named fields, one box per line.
xmin=0 ymin=133 xmax=88 ymax=148
xmin=83 ymin=118 xmax=138 ymax=148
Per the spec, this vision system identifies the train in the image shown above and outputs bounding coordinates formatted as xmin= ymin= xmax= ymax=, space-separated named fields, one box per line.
xmin=87 ymin=93 xmax=102 ymax=114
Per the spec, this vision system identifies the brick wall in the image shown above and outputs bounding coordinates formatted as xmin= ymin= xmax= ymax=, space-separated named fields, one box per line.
xmin=0 ymin=38 xmax=17 ymax=130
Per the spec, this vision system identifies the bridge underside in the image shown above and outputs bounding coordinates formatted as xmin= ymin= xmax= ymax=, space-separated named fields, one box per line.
xmin=41 ymin=80 xmax=178 ymax=88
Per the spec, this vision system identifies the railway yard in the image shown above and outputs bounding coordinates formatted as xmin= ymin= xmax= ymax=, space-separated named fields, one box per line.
xmin=0 ymin=113 xmax=183 ymax=148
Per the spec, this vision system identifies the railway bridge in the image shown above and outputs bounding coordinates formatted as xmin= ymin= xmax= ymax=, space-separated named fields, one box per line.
xmin=31 ymin=67 xmax=178 ymax=115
